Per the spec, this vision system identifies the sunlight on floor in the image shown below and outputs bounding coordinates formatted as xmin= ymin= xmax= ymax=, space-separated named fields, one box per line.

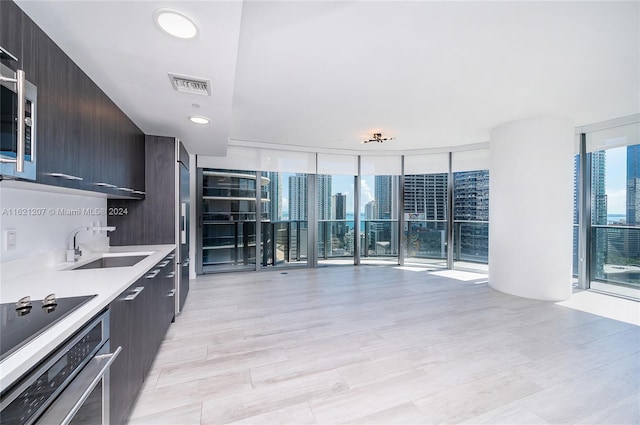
xmin=556 ymin=291 xmax=640 ymax=326
xmin=430 ymin=269 xmax=488 ymax=282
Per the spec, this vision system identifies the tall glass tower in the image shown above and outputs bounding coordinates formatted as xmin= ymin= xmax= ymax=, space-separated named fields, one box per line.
xmin=289 ymin=174 xmax=308 ymax=221
xmin=266 ymin=172 xmax=282 ymax=221
xmin=627 ymin=145 xmax=640 ymax=226
xmin=592 ymin=151 xmax=607 ymax=278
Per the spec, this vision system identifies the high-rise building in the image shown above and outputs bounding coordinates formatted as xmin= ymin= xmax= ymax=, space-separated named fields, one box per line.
xmin=591 ymin=151 xmax=607 ymax=278
xmin=370 ymin=176 xmax=398 ymax=255
xmin=453 ymin=170 xmax=489 ymax=221
xmin=266 ymin=172 xmax=282 ymax=222
xmin=365 ymin=200 xmax=378 ymax=220
xmin=315 ymin=174 xmax=333 ymax=256
xmin=404 ymin=173 xmax=448 ymax=220
xmin=625 ymin=145 xmax=640 ymax=264
xmin=453 ymin=170 xmax=490 ymax=263
xmin=573 ymin=155 xmax=580 ymax=276
xmin=332 ymin=193 xmax=347 ymax=220
xmin=627 ymin=145 xmax=640 ymax=226
xmin=591 ymin=151 xmax=607 ymax=225
xmin=317 ymin=174 xmax=332 ymax=220
xmin=289 ymin=174 xmax=308 ymax=221
xmin=375 ymin=176 xmax=394 ymax=219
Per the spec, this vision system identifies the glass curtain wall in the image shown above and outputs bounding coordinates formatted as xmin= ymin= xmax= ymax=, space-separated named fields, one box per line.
xmin=586 ymin=122 xmax=640 ymax=299
xmin=360 ymin=174 xmax=400 ymax=264
xmin=452 ymin=150 xmax=490 ymax=271
xmin=360 ymin=156 xmax=402 ymax=265
xmin=403 ymin=154 xmax=449 ymax=268
xmin=317 ymin=174 xmax=355 ymax=265
xmin=261 ymin=172 xmax=308 ymax=268
xmin=201 ymin=169 xmax=262 ymax=272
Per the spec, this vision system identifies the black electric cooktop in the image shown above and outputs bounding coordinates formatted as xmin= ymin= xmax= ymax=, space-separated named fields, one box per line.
xmin=0 ymin=295 xmax=96 ymax=361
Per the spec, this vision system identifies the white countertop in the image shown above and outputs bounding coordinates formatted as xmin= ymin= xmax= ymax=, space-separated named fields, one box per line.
xmin=0 ymin=244 xmax=175 ymax=391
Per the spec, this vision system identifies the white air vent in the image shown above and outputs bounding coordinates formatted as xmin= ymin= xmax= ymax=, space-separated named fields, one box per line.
xmin=168 ymin=73 xmax=211 ymax=96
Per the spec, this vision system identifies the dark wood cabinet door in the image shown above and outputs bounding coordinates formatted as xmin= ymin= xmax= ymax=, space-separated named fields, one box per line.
xmin=109 ymin=285 xmax=136 ymax=425
xmin=109 ymin=280 xmax=148 ymax=425
xmin=108 ymin=135 xmax=175 ymax=246
xmin=1 ymin=1 xmax=145 ymax=196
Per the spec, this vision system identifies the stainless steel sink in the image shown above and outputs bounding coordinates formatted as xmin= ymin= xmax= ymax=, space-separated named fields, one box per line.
xmin=71 ymin=254 xmax=150 ymax=270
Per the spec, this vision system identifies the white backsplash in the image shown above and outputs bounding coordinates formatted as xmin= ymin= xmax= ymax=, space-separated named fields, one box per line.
xmin=0 ymin=181 xmax=109 ymax=267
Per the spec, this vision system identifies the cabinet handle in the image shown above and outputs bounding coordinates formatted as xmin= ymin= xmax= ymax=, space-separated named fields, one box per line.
xmin=145 ymin=270 xmax=160 ymax=279
xmin=47 ymin=172 xmax=83 ymax=181
xmin=16 ymin=70 xmax=25 ymax=173
xmin=94 ymin=182 xmax=117 ymax=188
xmin=158 ymin=260 xmax=170 ymax=268
xmin=167 ymin=271 xmax=175 ymax=278
xmin=168 ymin=289 xmax=176 ymax=297
xmin=0 ymin=70 xmax=25 ymax=172
xmin=183 ymin=257 xmax=190 ymax=267
xmin=166 ymin=254 xmax=175 ymax=260
xmin=124 ymin=286 xmax=144 ymax=301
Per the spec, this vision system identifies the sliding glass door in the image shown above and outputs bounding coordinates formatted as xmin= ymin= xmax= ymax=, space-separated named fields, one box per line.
xmin=201 ymin=169 xmax=260 ymax=273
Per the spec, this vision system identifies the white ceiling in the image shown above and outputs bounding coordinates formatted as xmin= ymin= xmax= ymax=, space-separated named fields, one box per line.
xmin=15 ymin=1 xmax=640 ymax=155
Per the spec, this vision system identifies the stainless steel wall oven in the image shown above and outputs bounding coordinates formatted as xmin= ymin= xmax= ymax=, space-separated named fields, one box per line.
xmin=0 ymin=310 xmax=120 ymax=425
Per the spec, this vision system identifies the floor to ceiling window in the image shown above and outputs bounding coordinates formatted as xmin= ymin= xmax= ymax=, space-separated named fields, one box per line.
xmin=360 ymin=156 xmax=402 ymax=265
xmin=585 ymin=122 xmax=640 ymax=299
xmin=262 ymin=172 xmax=308 ymax=268
xmin=403 ymin=153 xmax=449 ymax=268
xmin=315 ymin=154 xmax=358 ymax=266
xmin=452 ymin=150 xmax=490 ymax=272
xmin=317 ymin=173 xmax=355 ymax=265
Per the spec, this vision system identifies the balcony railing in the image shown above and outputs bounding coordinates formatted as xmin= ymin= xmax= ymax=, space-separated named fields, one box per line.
xmin=318 ymin=220 xmax=353 ymax=259
xmin=404 ymin=220 xmax=489 ymax=264
xmin=453 ymin=221 xmax=489 ymax=264
xmin=592 ymin=225 xmax=640 ymax=288
xmin=202 ymin=219 xmax=490 ymax=271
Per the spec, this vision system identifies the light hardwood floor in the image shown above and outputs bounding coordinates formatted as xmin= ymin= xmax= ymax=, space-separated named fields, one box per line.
xmin=127 ymin=266 xmax=640 ymax=425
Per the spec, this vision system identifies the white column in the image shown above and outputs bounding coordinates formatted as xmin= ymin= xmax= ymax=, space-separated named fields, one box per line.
xmin=489 ymin=116 xmax=574 ymax=301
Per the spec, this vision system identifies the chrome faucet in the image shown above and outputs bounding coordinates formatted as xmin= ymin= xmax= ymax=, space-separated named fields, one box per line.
xmin=66 ymin=225 xmax=116 ymax=262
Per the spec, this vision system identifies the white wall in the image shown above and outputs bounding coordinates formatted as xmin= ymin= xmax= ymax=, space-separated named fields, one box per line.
xmin=489 ymin=116 xmax=574 ymax=301
xmin=0 ymin=181 xmax=108 ymax=265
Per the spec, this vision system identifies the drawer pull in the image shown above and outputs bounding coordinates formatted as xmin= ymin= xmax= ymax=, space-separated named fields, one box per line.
xmin=124 ymin=287 xmax=144 ymax=301
xmin=145 ymin=269 xmax=160 ymax=279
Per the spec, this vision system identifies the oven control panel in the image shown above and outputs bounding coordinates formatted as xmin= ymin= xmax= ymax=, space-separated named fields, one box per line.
xmin=0 ymin=311 xmax=108 ymax=425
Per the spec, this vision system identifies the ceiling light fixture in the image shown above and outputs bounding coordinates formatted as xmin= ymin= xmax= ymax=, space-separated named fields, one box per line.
xmin=362 ymin=133 xmax=395 ymax=144
xmin=154 ymin=9 xmax=198 ymax=39
xmin=189 ymin=116 xmax=210 ymax=125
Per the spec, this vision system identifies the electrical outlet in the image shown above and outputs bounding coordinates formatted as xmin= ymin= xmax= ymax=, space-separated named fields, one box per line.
xmin=4 ymin=229 xmax=17 ymax=251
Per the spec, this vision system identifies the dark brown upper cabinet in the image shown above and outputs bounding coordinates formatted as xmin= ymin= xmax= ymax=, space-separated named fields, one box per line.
xmin=0 ymin=1 xmax=145 ymax=198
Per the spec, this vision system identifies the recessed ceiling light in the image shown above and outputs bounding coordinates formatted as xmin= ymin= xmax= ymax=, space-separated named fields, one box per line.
xmin=189 ymin=116 xmax=210 ymax=125
xmin=154 ymin=9 xmax=198 ymax=39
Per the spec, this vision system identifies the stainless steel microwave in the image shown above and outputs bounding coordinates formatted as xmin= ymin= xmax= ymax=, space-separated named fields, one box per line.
xmin=1 ymin=58 xmax=37 ymax=180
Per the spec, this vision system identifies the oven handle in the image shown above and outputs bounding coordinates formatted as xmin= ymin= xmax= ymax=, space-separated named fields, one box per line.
xmin=36 ymin=345 xmax=122 ymax=425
